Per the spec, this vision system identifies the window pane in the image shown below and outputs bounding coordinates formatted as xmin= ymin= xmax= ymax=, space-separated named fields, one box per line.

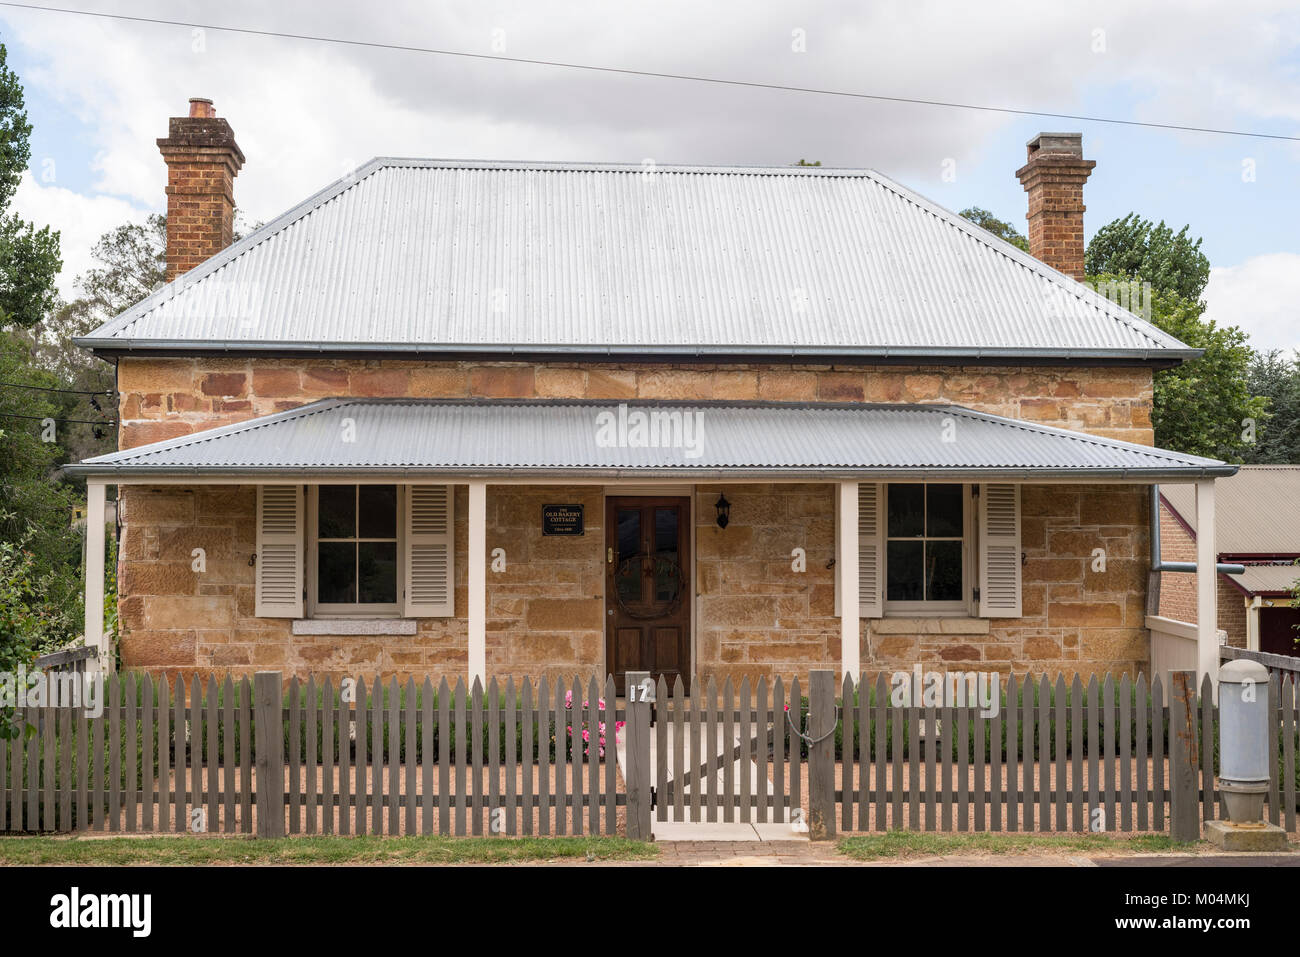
xmin=887 ymin=484 xmax=924 ymax=538
xmin=358 ymin=541 xmax=397 ymax=604
xmin=358 ymin=485 xmax=397 ymax=538
xmin=318 ymin=485 xmax=356 ymax=539
xmin=318 ymin=541 xmax=356 ymax=604
xmin=927 ymin=484 xmax=964 ymax=538
xmin=886 ymin=540 xmax=923 ymax=601
xmin=926 ymin=540 xmax=963 ymax=601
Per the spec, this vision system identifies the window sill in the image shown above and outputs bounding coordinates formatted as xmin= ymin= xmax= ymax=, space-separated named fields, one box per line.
xmin=292 ymin=619 xmax=417 ymax=636
xmin=870 ymin=617 xmax=990 ymax=635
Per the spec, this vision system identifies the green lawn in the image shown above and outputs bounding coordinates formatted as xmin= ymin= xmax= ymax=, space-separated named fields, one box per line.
xmin=0 ymin=835 xmax=659 ymax=866
xmin=837 ymin=831 xmax=1196 ymax=861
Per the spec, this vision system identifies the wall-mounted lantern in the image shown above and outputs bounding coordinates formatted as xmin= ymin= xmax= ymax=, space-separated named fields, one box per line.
xmin=714 ymin=493 xmax=731 ymax=529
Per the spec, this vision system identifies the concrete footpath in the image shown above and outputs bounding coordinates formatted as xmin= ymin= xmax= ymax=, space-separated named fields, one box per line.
xmin=643 ymin=841 xmax=1300 ymax=867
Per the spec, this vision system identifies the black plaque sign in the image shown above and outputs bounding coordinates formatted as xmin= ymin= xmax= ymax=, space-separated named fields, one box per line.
xmin=542 ymin=504 xmax=584 ymax=536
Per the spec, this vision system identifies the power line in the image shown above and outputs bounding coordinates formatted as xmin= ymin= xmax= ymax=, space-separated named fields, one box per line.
xmin=0 ymin=411 xmax=116 ymax=426
xmin=1 ymin=1 xmax=1297 ymax=143
xmin=0 ymin=380 xmax=114 ymax=396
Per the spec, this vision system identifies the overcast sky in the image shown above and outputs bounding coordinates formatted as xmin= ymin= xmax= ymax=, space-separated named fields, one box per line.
xmin=2 ymin=0 xmax=1297 ymax=351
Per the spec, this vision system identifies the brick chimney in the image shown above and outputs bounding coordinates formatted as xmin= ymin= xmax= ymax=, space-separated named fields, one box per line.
xmin=1015 ymin=133 xmax=1095 ymax=281
xmin=157 ymin=97 xmax=245 ymax=282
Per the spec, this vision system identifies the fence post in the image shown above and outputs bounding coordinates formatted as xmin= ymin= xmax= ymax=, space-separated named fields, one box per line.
xmin=1169 ymin=670 xmax=1201 ymax=843
xmin=624 ymin=671 xmax=653 ymax=841
xmin=808 ymin=670 xmax=836 ymax=841
xmin=255 ymin=671 xmax=285 ymax=839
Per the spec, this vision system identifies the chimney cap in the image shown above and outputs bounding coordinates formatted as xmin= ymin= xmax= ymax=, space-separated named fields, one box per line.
xmin=188 ymin=97 xmax=216 ymax=118
xmin=1025 ymin=132 xmax=1083 ymax=159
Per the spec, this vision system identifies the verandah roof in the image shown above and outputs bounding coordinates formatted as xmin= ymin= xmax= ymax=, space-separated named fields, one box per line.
xmin=68 ymin=399 xmax=1235 ymax=481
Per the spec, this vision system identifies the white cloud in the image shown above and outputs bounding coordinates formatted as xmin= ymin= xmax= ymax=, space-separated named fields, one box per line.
xmin=9 ymin=171 xmax=148 ymax=300
xmin=1204 ymin=253 xmax=1300 ymax=354
xmin=0 ymin=0 xmax=1297 ymax=297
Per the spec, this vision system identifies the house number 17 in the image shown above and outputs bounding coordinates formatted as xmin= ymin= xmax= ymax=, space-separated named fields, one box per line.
xmin=629 ymin=679 xmax=656 ymax=703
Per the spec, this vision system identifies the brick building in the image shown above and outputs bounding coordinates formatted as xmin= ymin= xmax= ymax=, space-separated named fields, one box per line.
xmin=1158 ymin=467 xmax=1300 ymax=656
xmin=69 ymin=101 xmax=1235 ymax=688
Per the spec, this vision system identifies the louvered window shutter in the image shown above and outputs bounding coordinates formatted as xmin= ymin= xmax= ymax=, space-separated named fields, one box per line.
xmin=978 ymin=483 xmax=1022 ymax=617
xmin=404 ymin=485 xmax=454 ymax=618
xmin=857 ymin=483 xmax=884 ymax=618
xmin=255 ymin=485 xmax=304 ymax=618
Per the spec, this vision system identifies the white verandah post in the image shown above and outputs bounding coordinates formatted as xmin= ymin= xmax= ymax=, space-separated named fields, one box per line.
xmin=1194 ymin=478 xmax=1218 ymax=690
xmin=84 ymin=479 xmax=108 ymax=673
xmin=468 ymin=480 xmax=487 ymax=685
xmin=837 ymin=481 xmax=860 ymax=684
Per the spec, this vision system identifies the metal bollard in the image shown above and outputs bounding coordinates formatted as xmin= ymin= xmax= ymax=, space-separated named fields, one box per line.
xmin=1217 ymin=659 xmax=1270 ymax=824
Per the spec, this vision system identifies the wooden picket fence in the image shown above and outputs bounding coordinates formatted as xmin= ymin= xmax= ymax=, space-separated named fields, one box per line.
xmin=830 ymin=671 xmax=1298 ymax=837
xmin=650 ymin=669 xmax=1300 ymax=838
xmin=2 ymin=667 xmax=1297 ymax=839
xmin=0 ymin=672 xmax=627 ymax=837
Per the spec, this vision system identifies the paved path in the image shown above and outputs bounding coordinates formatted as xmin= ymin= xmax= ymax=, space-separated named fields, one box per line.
xmin=642 ymin=843 xmax=1300 ymax=867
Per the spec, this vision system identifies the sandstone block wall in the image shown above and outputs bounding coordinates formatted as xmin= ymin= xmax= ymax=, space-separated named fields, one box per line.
xmin=112 ymin=357 xmax=1158 ymax=683
xmin=116 ymin=358 xmax=1154 ymax=450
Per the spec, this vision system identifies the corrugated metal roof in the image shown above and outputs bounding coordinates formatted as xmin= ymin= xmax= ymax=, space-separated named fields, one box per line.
xmin=70 ymin=399 xmax=1232 ymax=479
xmin=75 ymin=159 xmax=1195 ymax=360
xmin=1161 ymin=466 xmax=1300 ymax=554
xmin=1225 ymin=564 xmax=1300 ymax=596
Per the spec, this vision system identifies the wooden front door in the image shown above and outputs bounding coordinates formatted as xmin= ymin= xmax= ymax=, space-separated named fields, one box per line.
xmin=606 ymin=496 xmax=691 ymax=695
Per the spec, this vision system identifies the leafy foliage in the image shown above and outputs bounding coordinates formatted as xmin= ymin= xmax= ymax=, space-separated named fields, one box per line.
xmin=959 ymin=207 xmax=1029 ymax=252
xmin=1101 ymin=276 xmax=1265 ymax=460
xmin=1085 ymin=213 xmax=1210 ymax=302
xmin=0 ymin=42 xmax=84 ymax=711
xmin=0 ymin=42 xmax=59 ymax=329
xmin=1241 ymin=350 xmax=1300 ymax=464
xmin=1084 ymin=214 xmax=1260 ymax=460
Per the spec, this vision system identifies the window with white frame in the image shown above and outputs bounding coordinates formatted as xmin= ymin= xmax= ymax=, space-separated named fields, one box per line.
xmin=310 ymin=484 xmax=400 ymax=615
xmin=884 ymin=483 xmax=970 ymax=612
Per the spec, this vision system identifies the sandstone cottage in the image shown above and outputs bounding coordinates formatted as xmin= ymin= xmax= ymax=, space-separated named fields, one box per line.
xmin=69 ymin=99 xmax=1235 ymax=690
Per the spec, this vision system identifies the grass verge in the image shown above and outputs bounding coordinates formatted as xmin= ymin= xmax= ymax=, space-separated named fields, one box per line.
xmin=836 ymin=831 xmax=1195 ymax=861
xmin=0 ymin=835 xmax=659 ymax=866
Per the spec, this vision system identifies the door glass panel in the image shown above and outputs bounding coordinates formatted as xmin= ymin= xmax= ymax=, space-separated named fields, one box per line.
xmin=653 ymin=507 xmax=679 ymax=603
xmin=616 ymin=509 xmax=641 ymax=603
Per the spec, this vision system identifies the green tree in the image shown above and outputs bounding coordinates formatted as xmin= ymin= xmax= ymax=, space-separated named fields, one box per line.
xmin=1241 ymin=350 xmax=1300 ymax=464
xmin=0 ymin=42 xmax=59 ymax=329
xmin=1085 ymin=214 xmax=1260 ymax=460
xmin=1104 ymin=276 xmax=1265 ymax=459
xmin=1085 ymin=213 xmax=1210 ymax=303
xmin=0 ymin=42 xmax=82 ymax=688
xmin=958 ymin=207 xmax=1028 ymax=252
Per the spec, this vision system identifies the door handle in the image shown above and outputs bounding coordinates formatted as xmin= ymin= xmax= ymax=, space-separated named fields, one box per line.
xmin=607 ymin=547 xmax=614 ymax=564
